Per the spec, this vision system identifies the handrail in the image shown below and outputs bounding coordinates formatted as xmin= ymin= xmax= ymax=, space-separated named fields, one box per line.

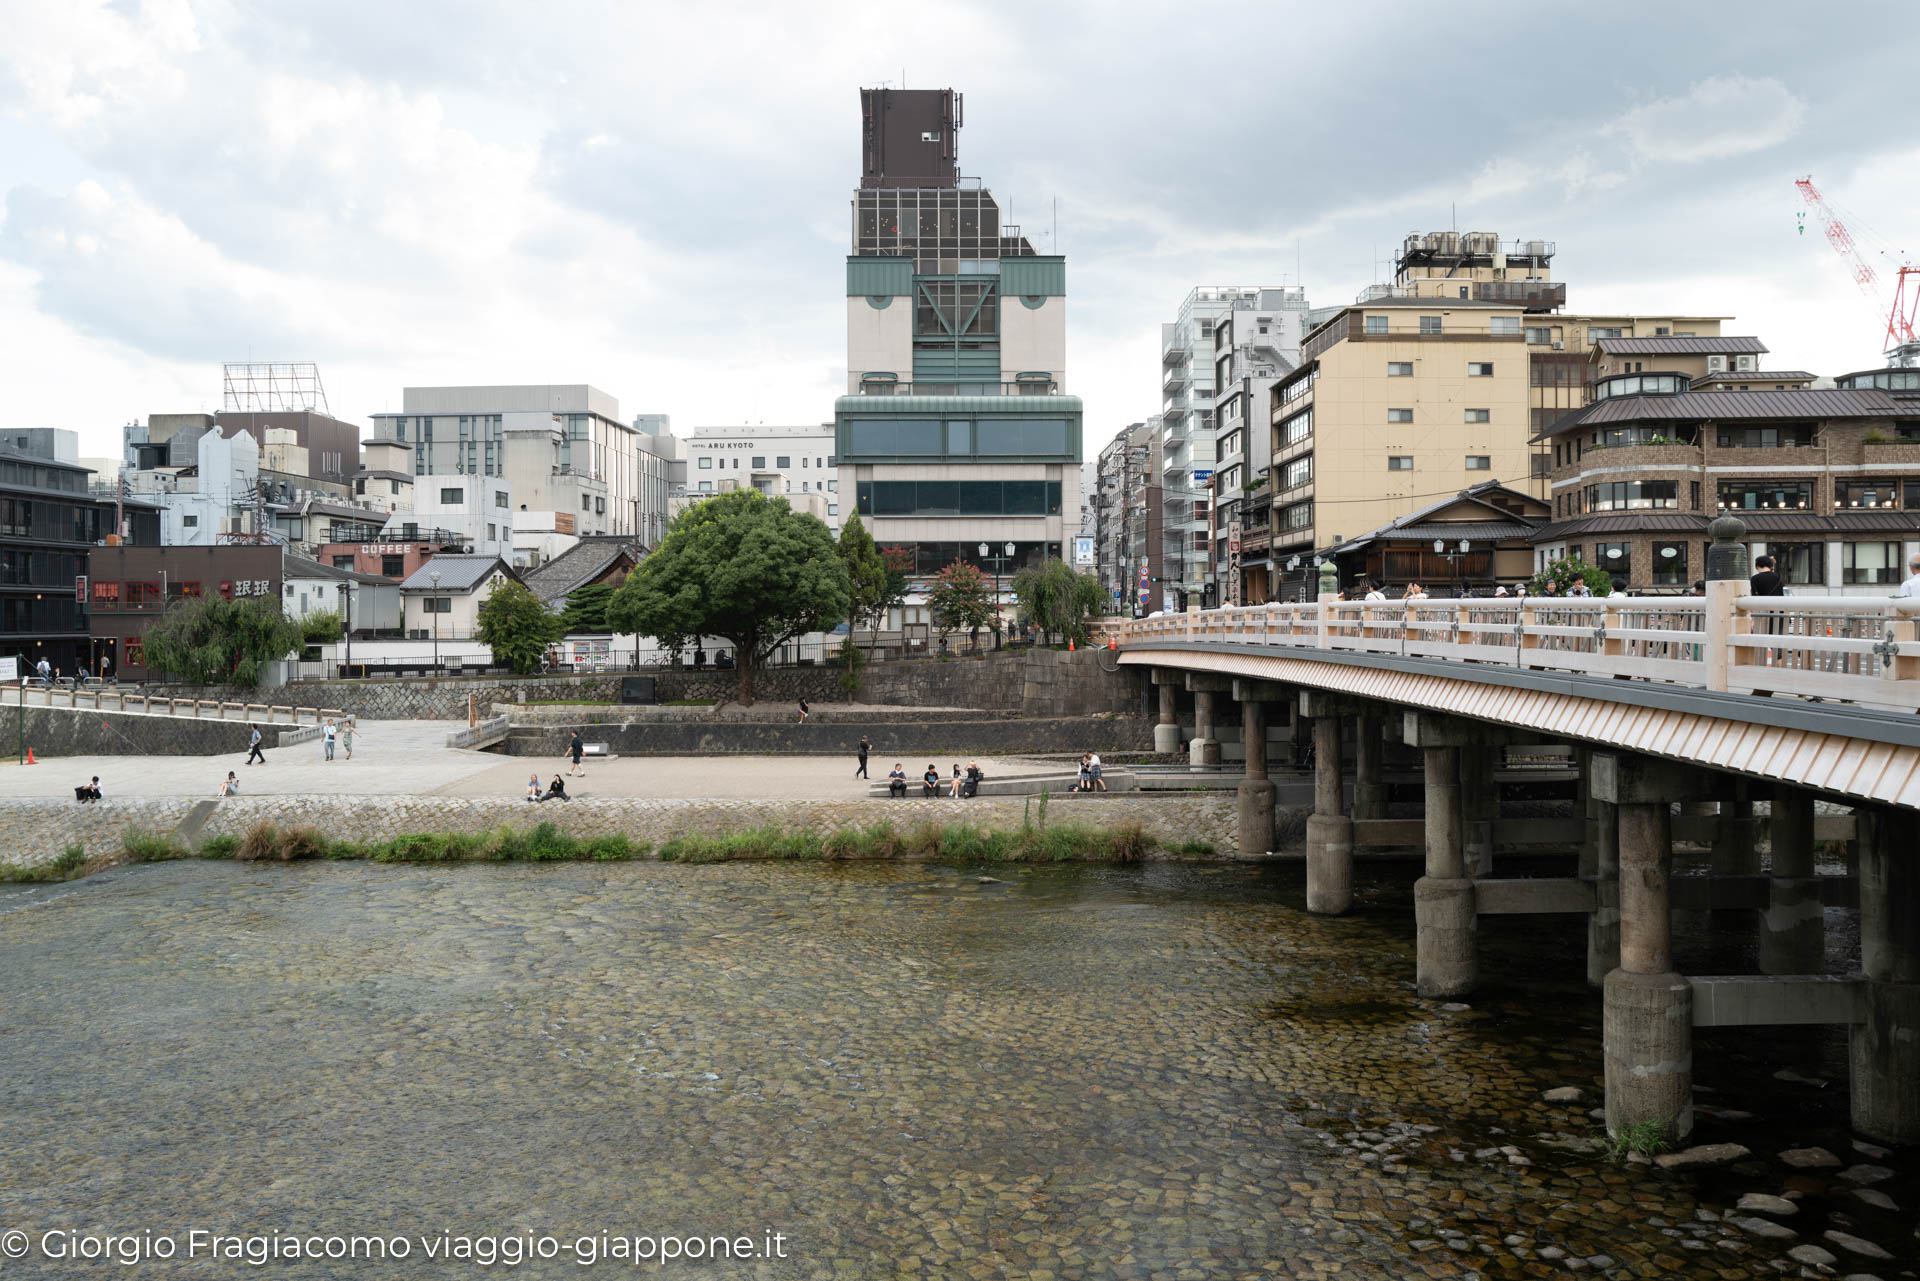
xmin=1111 ymin=593 xmax=1920 ymax=714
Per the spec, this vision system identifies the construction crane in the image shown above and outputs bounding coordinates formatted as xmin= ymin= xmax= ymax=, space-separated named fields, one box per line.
xmin=1796 ymin=175 xmax=1918 ymax=365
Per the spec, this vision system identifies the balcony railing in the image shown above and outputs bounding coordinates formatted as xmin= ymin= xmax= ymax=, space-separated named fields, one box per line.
xmin=1112 ymin=593 xmax=1920 ymax=714
xmin=856 ymin=378 xmax=1059 ymax=397
xmin=1472 ymin=280 xmax=1567 ymax=310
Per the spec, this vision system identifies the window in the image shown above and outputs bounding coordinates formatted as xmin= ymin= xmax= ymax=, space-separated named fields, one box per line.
xmin=698 ymin=457 xmax=713 ymax=470
xmin=1279 ymin=501 xmax=1313 ymax=531
xmin=182 ymin=514 xmax=199 ymax=527
xmin=1364 ymin=315 xmax=1388 ymax=335
xmin=439 ymin=488 xmax=464 ymax=504
xmin=945 ymin=421 xmax=970 ymax=454
xmin=1458 ymin=286 xmax=1469 ymax=299
xmin=1280 ymin=456 xmax=1312 ymax=489
xmin=90 ymin=580 xmax=119 ymax=608
xmin=582 ymin=496 xmax=592 ymax=512
xmin=1652 ymin=542 xmax=1687 ymax=586
xmin=1276 ymin=407 xmax=1313 ymax=446
xmin=1718 ymin=480 xmax=1811 ymax=511
xmin=495 ymin=491 xmax=508 ymax=508
xmin=1465 ymin=456 xmax=1491 ymax=470
xmin=595 ymin=497 xmax=605 ymax=514
xmin=1716 ymin=425 xmax=1814 ymax=448
xmin=381 ymin=555 xmax=405 ymax=577
xmin=1419 ymin=316 xmax=1442 ymax=334
xmin=975 ymin=420 xmax=1069 ymax=455
xmin=1844 ymin=542 xmax=1901 ymax=585
xmin=698 ymin=480 xmax=713 ymax=492
xmin=487 ymin=523 xmax=496 ymax=541
xmin=828 ymin=504 xmax=838 ymax=517
xmin=800 ymin=481 xmax=808 ymax=492
xmin=846 ymin=421 xmax=942 ymax=456
xmin=1587 ymin=480 xmax=1678 ymax=511
xmin=827 ymin=480 xmax=838 ymax=493
xmin=854 ymin=481 xmax=1063 ymax=516
xmin=1771 ymin=542 xmax=1824 ymax=586
xmin=1525 ymin=326 xmax=1552 ymax=345
xmin=1388 ymin=456 xmax=1413 ymax=471
xmin=1465 ymin=409 xmax=1490 ymax=423
xmin=751 ymin=456 xmax=765 ymax=469
xmin=1690 ymin=481 xmax=1701 ymax=510
xmin=801 ymin=457 xmax=809 ymax=468
xmin=1590 ymin=327 xmax=1623 ymax=340
xmin=1836 ymin=479 xmax=1904 ymax=509
xmin=1595 ymin=541 xmax=1630 ymax=584
xmin=776 ymin=456 xmax=791 ymax=468
xmin=1387 ymin=409 xmax=1413 ymax=423
xmin=1655 ymin=326 xmax=1671 ymax=336
xmin=1387 ymin=362 xmax=1413 ymax=377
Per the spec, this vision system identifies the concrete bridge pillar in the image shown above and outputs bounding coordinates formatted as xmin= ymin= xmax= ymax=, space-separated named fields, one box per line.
xmin=1761 ymin=784 xmax=1824 ymax=977
xmin=1710 ymin=791 xmax=1760 ymax=878
xmin=1231 ymin=679 xmax=1286 ymax=859
xmin=1460 ymin=743 xmax=1497 ymax=878
xmin=1586 ymin=797 xmax=1621 ymax=988
xmin=1404 ymin=713 xmax=1475 ymax=996
xmin=1351 ymin=714 xmax=1388 ymax=821
xmin=1851 ymin=807 xmax=1920 ymax=1143
xmin=1302 ymin=690 xmax=1352 ymax=915
xmin=1185 ymin=673 xmax=1229 ymax=769
xmin=1152 ymin=671 xmax=1182 ymax=755
xmin=1594 ymin=752 xmax=1707 ymax=1145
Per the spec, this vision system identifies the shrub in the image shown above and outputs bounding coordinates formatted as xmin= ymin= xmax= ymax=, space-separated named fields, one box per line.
xmin=280 ymin=826 xmax=329 ymax=861
xmin=3 ymin=843 xmax=89 ymax=883
xmin=121 ymin=828 xmax=188 ymax=862
xmin=201 ymin=834 xmax=239 ymax=859
xmin=1166 ymin=836 xmax=1216 ymax=858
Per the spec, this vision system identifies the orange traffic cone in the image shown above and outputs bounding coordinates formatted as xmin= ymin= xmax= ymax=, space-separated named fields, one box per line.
xmin=1068 ymin=638 xmax=1075 ymax=651
xmin=1107 ymin=637 xmax=1117 ymax=650
xmin=25 ymin=748 xmax=36 ymax=765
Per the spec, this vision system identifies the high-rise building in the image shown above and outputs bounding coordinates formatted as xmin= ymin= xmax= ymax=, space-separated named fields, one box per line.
xmin=835 ymin=88 xmax=1082 ymax=598
xmin=1210 ymin=290 xmax=1310 ymax=605
xmin=1093 ymin=421 xmax=1162 ymax=614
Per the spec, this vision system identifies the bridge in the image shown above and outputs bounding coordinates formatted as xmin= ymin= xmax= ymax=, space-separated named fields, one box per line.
xmin=1108 ymin=521 xmax=1919 ymax=1151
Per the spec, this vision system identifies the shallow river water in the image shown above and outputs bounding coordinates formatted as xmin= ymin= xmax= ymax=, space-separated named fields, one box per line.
xmin=0 ymin=857 xmax=1912 ymax=1280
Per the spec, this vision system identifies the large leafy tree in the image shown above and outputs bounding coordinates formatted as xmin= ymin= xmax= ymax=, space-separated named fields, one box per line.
xmin=607 ymin=488 xmax=849 ymax=704
xmin=559 ymin=581 xmax=618 ymax=634
xmin=1013 ymin=558 xmax=1105 ymax=646
xmin=1527 ymin=556 xmax=1616 ymax=598
xmin=927 ymin=561 xmax=997 ymax=648
xmin=835 ymin=510 xmax=888 ymax=674
xmin=476 ymin=578 xmax=567 ymax=675
xmin=138 ymin=594 xmax=305 ymax=687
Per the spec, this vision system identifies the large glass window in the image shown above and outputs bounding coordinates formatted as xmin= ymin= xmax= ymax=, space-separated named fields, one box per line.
xmin=1718 ymin=480 xmax=1811 ymax=511
xmin=1586 ymin=480 xmax=1678 ymax=511
xmin=1651 ymin=541 xmax=1687 ymax=586
xmin=1363 ymin=316 xmax=1387 ymax=335
xmin=855 ymin=481 xmax=1062 ymax=516
xmin=1770 ymin=542 xmax=1824 ymax=586
xmin=1836 ymin=479 xmax=1906 ymax=509
xmin=1844 ymin=541 xmax=1901 ymax=585
xmin=1595 ymin=542 xmax=1630 ymax=584
xmin=1490 ymin=317 xmax=1521 ymax=335
xmin=1716 ymin=425 xmax=1815 ymax=448
xmin=945 ymin=421 xmax=970 ymax=454
xmin=1419 ymin=316 xmax=1442 ymax=334
xmin=1280 ymin=456 xmax=1312 ymax=489
xmin=975 ymin=419 xmax=1068 ymax=455
xmin=1276 ymin=407 xmax=1312 ymax=446
xmin=845 ymin=420 xmax=942 ymax=455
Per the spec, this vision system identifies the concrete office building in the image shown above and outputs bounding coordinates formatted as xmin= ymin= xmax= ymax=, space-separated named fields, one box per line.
xmin=835 ymin=87 xmax=1082 ymax=592
xmin=1210 ymin=290 xmax=1310 ymax=605
xmin=1092 ymin=422 xmax=1162 ymax=613
xmin=682 ymin=425 xmax=840 ymax=530
xmin=384 ymin=475 xmax=514 ymax=561
xmin=0 ymin=440 xmax=133 ymax=674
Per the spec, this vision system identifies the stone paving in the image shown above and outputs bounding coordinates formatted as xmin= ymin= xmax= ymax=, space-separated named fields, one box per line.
xmin=2 ymin=859 xmax=1913 ymax=1279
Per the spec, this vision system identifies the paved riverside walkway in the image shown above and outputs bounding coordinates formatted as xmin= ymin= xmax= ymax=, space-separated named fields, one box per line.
xmin=0 ymin=720 xmax=1059 ymax=802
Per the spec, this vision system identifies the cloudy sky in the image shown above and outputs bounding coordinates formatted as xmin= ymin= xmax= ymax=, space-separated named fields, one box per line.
xmin=4 ymin=0 xmax=1916 ymax=464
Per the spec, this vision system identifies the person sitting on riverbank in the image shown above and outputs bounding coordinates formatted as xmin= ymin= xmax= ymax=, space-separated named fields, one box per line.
xmin=962 ymin=760 xmax=982 ymax=798
xmin=219 ymin=771 xmax=239 ymax=797
xmin=887 ymin=764 xmax=907 ymax=798
xmin=949 ymin=762 xmax=964 ymax=799
xmin=75 ymin=776 xmax=101 ymax=803
xmin=525 ymin=773 xmax=542 ymax=802
xmin=921 ymin=764 xmax=939 ymax=798
xmin=540 ymin=775 xmax=570 ymax=803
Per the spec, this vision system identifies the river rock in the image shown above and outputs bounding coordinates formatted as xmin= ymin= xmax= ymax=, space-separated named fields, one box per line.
xmin=1851 ymin=1139 xmax=1889 ymax=1159
xmin=1542 ymin=1086 xmax=1583 ymax=1103
xmin=1822 ymin=1230 xmax=1892 ymax=1260
xmin=1837 ymin=1163 xmax=1894 ymax=1186
xmin=1778 ymin=1146 xmax=1842 ymax=1168
xmin=1735 ymin=1193 xmax=1797 ymax=1216
xmin=1653 ymin=1143 xmax=1750 ymax=1170
xmin=1851 ymin=1187 xmax=1897 ymax=1211
xmin=1730 ymin=1215 xmax=1795 ymax=1240
xmin=1787 ymin=1243 xmax=1837 ymax=1266
xmin=1773 ymin=1068 xmax=1827 ymax=1087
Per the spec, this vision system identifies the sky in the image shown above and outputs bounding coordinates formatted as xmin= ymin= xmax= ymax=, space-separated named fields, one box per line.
xmin=3 ymin=0 xmax=1917 ymax=465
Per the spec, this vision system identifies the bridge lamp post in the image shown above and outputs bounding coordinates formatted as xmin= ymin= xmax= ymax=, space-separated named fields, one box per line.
xmin=979 ymin=541 xmax=1014 ymax=649
xmin=429 ymin=569 xmax=441 ymax=673
xmin=1434 ymin=538 xmax=1472 ymax=596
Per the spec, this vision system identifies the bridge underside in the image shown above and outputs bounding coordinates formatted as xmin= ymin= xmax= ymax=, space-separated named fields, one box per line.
xmin=1121 ymin=641 xmax=1920 ymax=809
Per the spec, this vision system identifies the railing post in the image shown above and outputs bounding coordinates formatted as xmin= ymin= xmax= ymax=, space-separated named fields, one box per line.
xmin=1703 ymin=514 xmax=1748 ymax=694
xmin=1602 ymin=598 xmax=1623 ymax=665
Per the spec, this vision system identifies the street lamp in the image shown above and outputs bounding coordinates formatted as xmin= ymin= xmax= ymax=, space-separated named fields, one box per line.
xmin=429 ymin=568 xmax=440 ymax=672
xmin=337 ymin=581 xmax=353 ymax=678
xmin=978 ymin=541 xmax=1016 ymax=649
xmin=1434 ymin=538 xmax=1472 ymax=595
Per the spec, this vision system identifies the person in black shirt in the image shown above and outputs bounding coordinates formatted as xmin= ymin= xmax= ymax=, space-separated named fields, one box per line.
xmin=855 ymin=735 xmax=870 ymax=779
xmin=1749 ymin=554 xmax=1784 ymax=596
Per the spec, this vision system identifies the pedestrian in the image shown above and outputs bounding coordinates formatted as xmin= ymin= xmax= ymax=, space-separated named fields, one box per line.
xmin=1090 ymin=751 xmax=1106 ymax=792
xmin=798 ymin=696 xmax=810 ymax=724
xmin=1364 ymin=581 xmax=1386 ymax=602
xmin=219 ymin=771 xmax=239 ymax=796
xmin=1750 ymin=555 xmax=1784 ymax=597
xmin=245 ymin=724 xmax=266 ymax=766
xmin=1077 ymin=752 xmax=1092 ymax=792
xmin=567 ymin=729 xmax=585 ymax=777
xmin=340 ymin=720 xmax=355 ymax=760
xmin=855 ymin=734 xmax=870 ymax=779
xmin=1902 ymin=553 xmax=1920 ymax=598
xmin=100 ymin=653 xmax=111 ymax=682
xmin=323 ymin=718 xmax=337 ymax=761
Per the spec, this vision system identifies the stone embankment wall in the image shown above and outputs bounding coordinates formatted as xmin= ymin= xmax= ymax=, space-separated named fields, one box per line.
xmin=494 ymin=705 xmax=1025 ymax=726
xmin=148 ymin=649 xmax=1143 ymax=722
xmin=0 ymin=705 xmax=304 ymax=760
xmin=0 ymin=793 xmax=1239 ymax=868
xmin=503 ymin=717 xmax=1153 ymax=758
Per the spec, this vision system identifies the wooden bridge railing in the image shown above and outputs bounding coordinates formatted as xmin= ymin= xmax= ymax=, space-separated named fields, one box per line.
xmin=1114 ymin=594 xmax=1920 ymax=715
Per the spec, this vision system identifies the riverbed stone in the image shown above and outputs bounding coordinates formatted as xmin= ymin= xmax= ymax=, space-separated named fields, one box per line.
xmin=1836 ymin=1163 xmax=1894 ymax=1186
xmin=1788 ymin=1243 xmax=1837 ymax=1266
xmin=1730 ymin=1216 xmax=1795 ymax=1240
xmin=1654 ymin=1143 xmax=1750 ymax=1170
xmin=1735 ymin=1193 xmax=1798 ymax=1216
xmin=1823 ymin=1230 xmax=1892 ymax=1259
xmin=1542 ymin=1086 xmax=1584 ymax=1103
xmin=1850 ymin=1187 xmax=1897 ymax=1211
xmin=1779 ymin=1146 xmax=1843 ymax=1168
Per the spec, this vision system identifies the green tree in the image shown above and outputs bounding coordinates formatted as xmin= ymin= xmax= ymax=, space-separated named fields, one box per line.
xmin=835 ymin=510 xmax=887 ymax=683
xmin=927 ymin=561 xmax=997 ymax=649
xmin=606 ymin=488 xmax=848 ymax=704
xmin=300 ymin=609 xmax=343 ymax=645
xmin=1012 ymin=558 xmax=1106 ymax=646
xmin=559 ymin=582 xmax=618 ymax=634
xmin=476 ymin=578 xmax=566 ymax=675
xmin=137 ymin=594 xmax=305 ymax=687
xmin=873 ymin=546 xmax=915 ymax=651
xmin=1527 ymin=555 xmax=1616 ymax=598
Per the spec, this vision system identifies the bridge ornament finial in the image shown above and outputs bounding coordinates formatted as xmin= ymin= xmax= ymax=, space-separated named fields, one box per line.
xmin=1706 ymin=514 xmax=1749 ymax=581
xmin=1316 ymin=559 xmax=1338 ymax=598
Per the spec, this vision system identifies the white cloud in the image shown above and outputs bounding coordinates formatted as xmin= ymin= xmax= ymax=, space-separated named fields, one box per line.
xmin=1604 ymin=74 xmax=1805 ymax=165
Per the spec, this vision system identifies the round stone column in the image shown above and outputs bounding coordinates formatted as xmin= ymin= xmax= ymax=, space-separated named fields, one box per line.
xmin=1235 ymin=696 xmax=1275 ymax=858
xmin=1851 ymin=807 xmax=1920 ymax=1143
xmin=1154 ymin=676 xmax=1182 ymax=755
xmin=1604 ymin=799 xmax=1693 ymax=1145
xmin=1305 ymin=715 xmax=1351 ymax=915
xmin=1414 ymin=744 xmax=1475 ymax=997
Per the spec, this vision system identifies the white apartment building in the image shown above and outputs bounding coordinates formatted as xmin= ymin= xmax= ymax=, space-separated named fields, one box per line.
xmin=681 ymin=425 xmax=842 ymax=530
xmin=383 ymin=474 xmax=514 ymax=560
xmin=126 ymin=427 xmax=262 ymax=547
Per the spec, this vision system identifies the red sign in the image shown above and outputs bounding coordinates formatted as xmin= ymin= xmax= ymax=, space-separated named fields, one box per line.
xmin=75 ymin=575 xmax=88 ymax=603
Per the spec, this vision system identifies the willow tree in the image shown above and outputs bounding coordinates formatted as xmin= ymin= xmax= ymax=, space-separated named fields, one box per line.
xmin=137 ymin=594 xmax=305 ymax=687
